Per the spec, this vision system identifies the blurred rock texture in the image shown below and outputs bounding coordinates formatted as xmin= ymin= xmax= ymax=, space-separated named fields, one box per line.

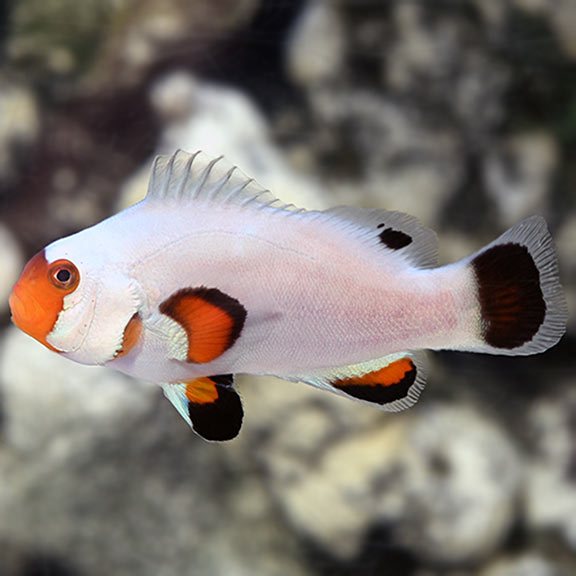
xmin=0 ymin=1 xmax=575 ymax=575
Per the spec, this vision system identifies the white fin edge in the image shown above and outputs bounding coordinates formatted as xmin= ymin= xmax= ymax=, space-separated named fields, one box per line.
xmin=464 ymin=215 xmax=567 ymax=356
xmin=162 ymin=383 xmax=193 ymax=428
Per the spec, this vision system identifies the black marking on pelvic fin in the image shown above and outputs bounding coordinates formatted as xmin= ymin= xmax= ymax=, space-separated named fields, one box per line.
xmin=333 ymin=364 xmax=417 ymax=406
xmin=210 ymin=374 xmax=235 ymax=387
xmin=378 ymin=227 xmax=413 ymax=250
xmin=188 ymin=384 xmax=243 ymax=442
xmin=472 ymin=243 xmax=546 ymax=349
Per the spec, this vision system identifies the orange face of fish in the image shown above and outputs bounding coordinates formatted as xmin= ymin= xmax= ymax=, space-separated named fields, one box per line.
xmin=9 ymin=250 xmax=80 ymax=351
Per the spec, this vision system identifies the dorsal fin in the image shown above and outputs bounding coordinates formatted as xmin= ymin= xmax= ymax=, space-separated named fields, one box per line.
xmin=145 ymin=149 xmax=303 ymax=213
xmin=146 ymin=150 xmax=437 ymax=268
xmin=316 ymin=206 xmax=438 ymax=268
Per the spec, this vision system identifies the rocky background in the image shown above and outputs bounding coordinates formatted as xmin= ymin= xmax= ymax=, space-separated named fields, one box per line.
xmin=0 ymin=0 xmax=575 ymax=574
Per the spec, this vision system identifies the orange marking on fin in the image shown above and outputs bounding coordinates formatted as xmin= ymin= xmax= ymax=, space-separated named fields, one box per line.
xmin=332 ymin=358 xmax=417 ymax=405
xmin=185 ymin=378 xmax=219 ymax=405
xmin=160 ymin=287 xmax=247 ymax=364
xmin=336 ymin=358 xmax=414 ymax=388
xmin=116 ymin=313 xmax=142 ymax=357
xmin=9 ymin=251 xmax=80 ymax=352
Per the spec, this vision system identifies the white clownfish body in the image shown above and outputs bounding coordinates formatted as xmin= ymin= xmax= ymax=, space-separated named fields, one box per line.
xmin=10 ymin=150 xmax=567 ymax=441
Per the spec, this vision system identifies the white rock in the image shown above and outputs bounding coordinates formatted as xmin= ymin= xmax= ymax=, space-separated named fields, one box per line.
xmin=249 ymin=398 xmax=520 ymax=563
xmin=265 ymin=413 xmax=412 ymax=558
xmin=399 ymin=406 xmax=521 ymax=564
xmin=287 ymin=0 xmax=346 ymax=88
xmin=525 ymin=387 xmax=576 ymax=550
xmin=0 ymin=326 xmax=157 ymax=458
xmin=0 ymin=83 xmax=40 ymax=182
xmin=0 ymin=337 xmax=312 ymax=576
xmin=481 ymin=554 xmax=563 ymax=576
xmin=485 ymin=132 xmax=558 ymax=228
xmin=0 ymin=225 xmax=24 ymax=315
xmin=554 ymin=216 xmax=576 ymax=334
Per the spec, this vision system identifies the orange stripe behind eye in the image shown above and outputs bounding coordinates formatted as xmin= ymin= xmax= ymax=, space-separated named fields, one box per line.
xmin=9 ymin=251 xmax=79 ymax=352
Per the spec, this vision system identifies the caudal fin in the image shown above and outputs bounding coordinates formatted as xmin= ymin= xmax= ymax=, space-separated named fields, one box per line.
xmin=469 ymin=216 xmax=567 ymax=356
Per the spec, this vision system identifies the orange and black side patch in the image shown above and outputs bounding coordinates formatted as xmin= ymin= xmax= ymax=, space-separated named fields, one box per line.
xmin=185 ymin=375 xmax=242 ymax=441
xmin=332 ymin=358 xmax=417 ymax=405
xmin=160 ymin=287 xmax=247 ymax=363
xmin=472 ymin=243 xmax=545 ymax=349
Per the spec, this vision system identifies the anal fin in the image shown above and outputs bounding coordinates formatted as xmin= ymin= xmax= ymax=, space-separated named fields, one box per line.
xmin=290 ymin=352 xmax=426 ymax=412
xmin=162 ymin=374 xmax=243 ymax=441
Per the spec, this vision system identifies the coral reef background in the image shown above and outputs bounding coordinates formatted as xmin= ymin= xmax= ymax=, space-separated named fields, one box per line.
xmin=0 ymin=1 xmax=575 ymax=575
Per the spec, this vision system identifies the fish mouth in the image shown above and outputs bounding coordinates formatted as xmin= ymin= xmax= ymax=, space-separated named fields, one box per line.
xmin=9 ymin=280 xmax=60 ymax=352
xmin=9 ymin=284 xmax=37 ymax=331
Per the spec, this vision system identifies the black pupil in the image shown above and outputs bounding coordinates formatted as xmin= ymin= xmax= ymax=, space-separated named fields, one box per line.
xmin=56 ymin=268 xmax=71 ymax=283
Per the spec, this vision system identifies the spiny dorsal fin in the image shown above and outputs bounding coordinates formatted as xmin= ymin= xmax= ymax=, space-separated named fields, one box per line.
xmin=316 ymin=206 xmax=438 ymax=268
xmin=146 ymin=149 xmax=303 ymax=213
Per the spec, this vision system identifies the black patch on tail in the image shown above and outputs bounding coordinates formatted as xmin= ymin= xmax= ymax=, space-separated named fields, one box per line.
xmin=472 ymin=243 xmax=546 ymax=349
xmin=377 ymin=225 xmax=413 ymax=250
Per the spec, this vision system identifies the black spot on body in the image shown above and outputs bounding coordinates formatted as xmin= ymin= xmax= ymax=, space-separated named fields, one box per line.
xmin=472 ymin=243 xmax=545 ymax=348
xmin=334 ymin=365 xmax=417 ymax=406
xmin=378 ymin=228 xmax=413 ymax=250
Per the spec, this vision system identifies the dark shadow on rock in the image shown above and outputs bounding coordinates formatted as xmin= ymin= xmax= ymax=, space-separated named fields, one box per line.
xmin=306 ymin=525 xmax=419 ymax=576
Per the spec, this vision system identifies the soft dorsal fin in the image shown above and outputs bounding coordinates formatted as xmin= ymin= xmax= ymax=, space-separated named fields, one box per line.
xmin=145 ymin=149 xmax=302 ymax=213
xmin=316 ymin=206 xmax=438 ymax=269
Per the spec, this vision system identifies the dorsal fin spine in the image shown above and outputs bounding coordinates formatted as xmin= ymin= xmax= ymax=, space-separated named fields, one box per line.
xmin=160 ymin=153 xmax=178 ymax=199
xmin=214 ymin=168 xmax=236 ymax=199
xmin=175 ymin=153 xmax=195 ymax=199
xmin=191 ymin=156 xmax=223 ymax=198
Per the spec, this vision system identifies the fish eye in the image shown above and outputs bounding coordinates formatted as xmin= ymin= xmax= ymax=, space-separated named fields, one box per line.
xmin=48 ymin=260 xmax=79 ymax=291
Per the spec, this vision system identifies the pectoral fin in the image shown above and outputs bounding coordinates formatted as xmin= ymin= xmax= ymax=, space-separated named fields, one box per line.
xmin=162 ymin=374 xmax=243 ymax=441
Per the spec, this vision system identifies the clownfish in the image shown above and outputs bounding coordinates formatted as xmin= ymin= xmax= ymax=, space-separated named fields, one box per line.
xmin=9 ymin=150 xmax=567 ymax=441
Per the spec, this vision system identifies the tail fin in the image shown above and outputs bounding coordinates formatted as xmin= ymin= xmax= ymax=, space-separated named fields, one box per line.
xmin=469 ymin=216 xmax=567 ymax=356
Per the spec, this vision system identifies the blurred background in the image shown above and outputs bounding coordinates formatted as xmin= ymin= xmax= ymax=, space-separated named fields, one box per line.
xmin=0 ymin=0 xmax=575 ymax=574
